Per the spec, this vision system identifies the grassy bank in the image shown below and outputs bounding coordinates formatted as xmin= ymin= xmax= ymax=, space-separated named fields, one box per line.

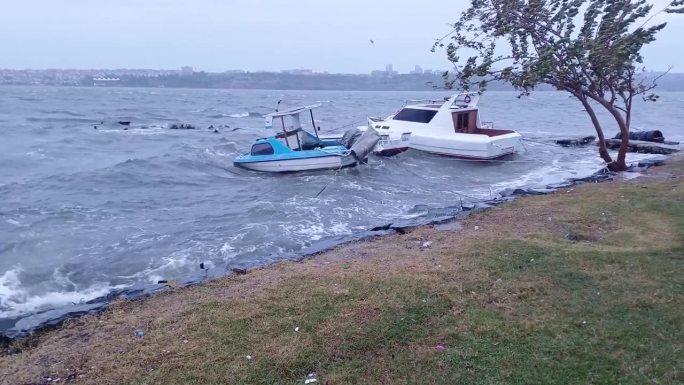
xmin=2 ymin=158 xmax=683 ymax=385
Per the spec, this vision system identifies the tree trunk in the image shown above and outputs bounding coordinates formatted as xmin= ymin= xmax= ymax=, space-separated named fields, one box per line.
xmin=577 ymin=96 xmax=613 ymax=165
xmin=586 ymin=95 xmax=630 ymax=172
xmin=604 ymin=109 xmax=629 ymax=172
xmin=615 ymin=119 xmax=630 ymax=171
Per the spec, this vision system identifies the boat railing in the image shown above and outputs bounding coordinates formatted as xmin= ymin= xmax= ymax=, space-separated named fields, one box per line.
xmin=481 ymin=121 xmax=494 ymax=129
xmin=404 ymin=98 xmax=449 ymax=106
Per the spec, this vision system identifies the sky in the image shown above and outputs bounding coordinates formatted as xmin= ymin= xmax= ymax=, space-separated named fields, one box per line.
xmin=1 ymin=0 xmax=682 ymax=73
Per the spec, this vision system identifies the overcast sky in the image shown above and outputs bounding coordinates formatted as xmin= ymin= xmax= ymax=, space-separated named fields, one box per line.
xmin=1 ymin=0 xmax=682 ymax=73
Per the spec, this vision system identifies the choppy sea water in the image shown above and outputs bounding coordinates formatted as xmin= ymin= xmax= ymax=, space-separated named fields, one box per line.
xmin=1 ymin=86 xmax=682 ymax=333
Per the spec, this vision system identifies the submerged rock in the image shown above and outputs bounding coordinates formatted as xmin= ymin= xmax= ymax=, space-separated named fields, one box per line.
xmin=604 ymin=139 xmax=680 ymax=155
xmin=169 ymin=123 xmax=197 ymax=130
xmin=555 ymin=136 xmax=596 ymax=147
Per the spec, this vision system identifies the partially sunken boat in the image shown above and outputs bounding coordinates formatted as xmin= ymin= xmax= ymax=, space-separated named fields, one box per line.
xmin=363 ymin=92 xmax=524 ymax=159
xmin=234 ymin=104 xmax=380 ymax=172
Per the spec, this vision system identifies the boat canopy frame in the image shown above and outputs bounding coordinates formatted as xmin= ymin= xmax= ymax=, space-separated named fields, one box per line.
xmin=265 ymin=104 xmax=322 ymax=149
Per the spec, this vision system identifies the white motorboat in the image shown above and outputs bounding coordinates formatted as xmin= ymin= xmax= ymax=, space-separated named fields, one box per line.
xmin=361 ymin=92 xmax=524 ymax=159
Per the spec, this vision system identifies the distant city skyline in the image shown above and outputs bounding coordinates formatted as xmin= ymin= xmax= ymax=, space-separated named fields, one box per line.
xmin=0 ymin=65 xmax=450 ymax=76
xmin=2 ymin=0 xmax=682 ymax=73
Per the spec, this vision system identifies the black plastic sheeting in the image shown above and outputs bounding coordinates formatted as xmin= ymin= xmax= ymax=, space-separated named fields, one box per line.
xmin=0 ymin=158 xmax=666 ymax=342
xmin=614 ymin=130 xmax=665 ymax=143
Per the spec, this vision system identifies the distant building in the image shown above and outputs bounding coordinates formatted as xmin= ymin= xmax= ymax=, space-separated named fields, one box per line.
xmin=224 ymin=69 xmax=247 ymax=74
xmin=372 ymin=64 xmax=398 ymax=77
xmin=93 ymin=77 xmax=121 ymax=86
xmin=180 ymin=66 xmax=194 ymax=76
xmin=410 ymin=65 xmax=424 ymax=75
xmin=280 ymin=69 xmax=314 ymax=75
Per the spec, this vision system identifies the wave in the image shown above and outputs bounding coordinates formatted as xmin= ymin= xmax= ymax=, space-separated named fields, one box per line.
xmin=16 ymin=97 xmax=43 ymax=102
xmin=37 ymin=109 xmax=86 ymax=117
xmin=213 ymin=112 xmax=264 ymax=118
xmin=0 ymin=266 xmax=126 ymax=319
xmin=26 ymin=117 xmax=98 ymax=123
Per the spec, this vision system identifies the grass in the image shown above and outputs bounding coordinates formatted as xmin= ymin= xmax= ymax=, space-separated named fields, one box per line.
xmin=1 ymin=158 xmax=682 ymax=385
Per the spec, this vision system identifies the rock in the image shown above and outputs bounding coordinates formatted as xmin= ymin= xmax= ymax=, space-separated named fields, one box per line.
xmin=555 ymin=136 xmax=596 ymax=147
xmin=231 ymin=268 xmax=248 ymax=275
xmin=371 ymin=223 xmax=392 ymax=232
xmin=393 ymin=227 xmax=406 ymax=234
xmin=169 ymin=123 xmax=197 ymax=130
xmin=511 ymin=188 xmax=548 ymax=196
xmin=604 ymin=139 xmax=680 ymax=155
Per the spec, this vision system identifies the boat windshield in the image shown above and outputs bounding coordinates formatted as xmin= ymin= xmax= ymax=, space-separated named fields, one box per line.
xmin=393 ymin=108 xmax=438 ymax=123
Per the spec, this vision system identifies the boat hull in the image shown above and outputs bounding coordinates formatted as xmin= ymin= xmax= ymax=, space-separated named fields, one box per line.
xmin=234 ymin=154 xmax=356 ymax=172
xmin=375 ymin=146 xmax=409 ymax=156
xmin=409 ymin=133 xmax=523 ymax=160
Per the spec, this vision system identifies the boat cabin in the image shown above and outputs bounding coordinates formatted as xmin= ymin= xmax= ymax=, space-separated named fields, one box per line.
xmin=259 ymin=104 xmax=326 ymax=153
xmin=389 ymin=93 xmax=516 ymax=137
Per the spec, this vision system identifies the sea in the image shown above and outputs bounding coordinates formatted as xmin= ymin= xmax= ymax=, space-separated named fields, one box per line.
xmin=1 ymin=86 xmax=682 ymax=335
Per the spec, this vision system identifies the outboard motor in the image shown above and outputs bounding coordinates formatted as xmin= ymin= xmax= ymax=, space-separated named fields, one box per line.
xmin=350 ymin=127 xmax=381 ymax=161
xmin=339 ymin=128 xmax=364 ymax=149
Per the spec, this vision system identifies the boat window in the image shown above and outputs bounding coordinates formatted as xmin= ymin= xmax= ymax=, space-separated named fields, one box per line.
xmin=393 ymin=108 xmax=437 ymax=123
xmin=454 ymin=112 xmax=470 ymax=133
xmin=250 ymin=143 xmax=275 ymax=156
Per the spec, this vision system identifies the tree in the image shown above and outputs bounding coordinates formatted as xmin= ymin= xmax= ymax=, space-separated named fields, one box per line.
xmin=436 ymin=0 xmax=679 ymax=171
xmin=667 ymin=0 xmax=684 ymax=12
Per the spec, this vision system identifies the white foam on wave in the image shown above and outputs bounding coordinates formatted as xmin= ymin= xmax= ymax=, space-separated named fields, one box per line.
xmin=25 ymin=150 xmax=47 ymax=159
xmin=0 ymin=266 xmax=126 ymax=319
xmin=491 ymin=156 xmax=603 ymax=193
xmin=97 ymin=125 xmax=166 ymax=135
xmin=284 ymin=221 xmax=352 ymax=241
xmin=204 ymin=147 xmax=236 ymax=158
xmin=220 ymin=242 xmax=235 ymax=256
xmin=229 ymin=112 xmax=250 ymax=118
xmin=115 ymin=252 xmax=197 ymax=284
xmin=491 ymin=152 xmax=666 ymax=194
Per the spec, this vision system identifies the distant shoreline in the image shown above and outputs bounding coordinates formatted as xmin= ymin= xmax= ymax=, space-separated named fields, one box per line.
xmin=3 ymin=71 xmax=684 ymax=92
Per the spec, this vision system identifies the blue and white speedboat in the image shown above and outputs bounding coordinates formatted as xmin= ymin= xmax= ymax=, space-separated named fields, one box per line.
xmin=234 ymin=104 xmax=379 ymax=172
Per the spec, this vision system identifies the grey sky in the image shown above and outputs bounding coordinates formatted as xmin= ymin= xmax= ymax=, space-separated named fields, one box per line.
xmin=1 ymin=0 xmax=682 ymax=73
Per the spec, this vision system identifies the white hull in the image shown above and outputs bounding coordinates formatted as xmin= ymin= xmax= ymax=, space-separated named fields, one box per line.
xmin=357 ymin=123 xmax=410 ymax=156
xmin=410 ymin=133 xmax=523 ymax=159
xmin=236 ymin=155 xmax=356 ymax=172
xmin=363 ymin=93 xmax=525 ymax=159
xmin=373 ymin=138 xmax=409 ymax=155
